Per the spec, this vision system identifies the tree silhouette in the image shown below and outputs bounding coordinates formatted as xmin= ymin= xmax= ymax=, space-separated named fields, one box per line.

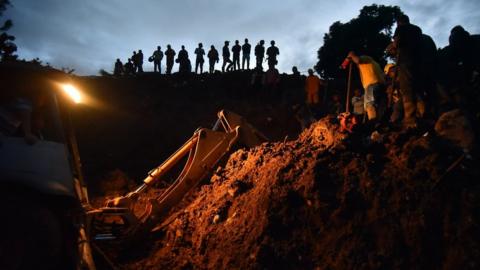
xmin=0 ymin=0 xmax=17 ymax=61
xmin=315 ymin=4 xmax=402 ymax=79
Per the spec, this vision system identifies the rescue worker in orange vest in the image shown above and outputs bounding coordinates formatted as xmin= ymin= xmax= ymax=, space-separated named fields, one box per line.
xmin=305 ymin=69 xmax=323 ymax=106
xmin=346 ymin=51 xmax=386 ymax=121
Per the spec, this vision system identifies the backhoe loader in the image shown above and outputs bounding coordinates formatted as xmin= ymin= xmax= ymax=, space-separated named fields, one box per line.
xmin=1 ymin=61 xmax=267 ymax=269
xmin=91 ymin=110 xmax=268 ymax=243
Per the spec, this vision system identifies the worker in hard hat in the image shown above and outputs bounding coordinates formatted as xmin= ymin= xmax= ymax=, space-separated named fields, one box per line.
xmin=346 ymin=51 xmax=386 ymax=121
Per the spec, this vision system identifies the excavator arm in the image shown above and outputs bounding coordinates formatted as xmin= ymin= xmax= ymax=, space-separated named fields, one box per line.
xmin=92 ymin=110 xmax=267 ymax=242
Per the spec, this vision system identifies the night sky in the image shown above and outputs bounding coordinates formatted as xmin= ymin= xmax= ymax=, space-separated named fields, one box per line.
xmin=4 ymin=0 xmax=480 ymax=75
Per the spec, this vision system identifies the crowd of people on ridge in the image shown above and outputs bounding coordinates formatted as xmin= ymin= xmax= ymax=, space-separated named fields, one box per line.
xmin=2 ymin=14 xmax=478 ymax=157
xmin=110 ymin=15 xmax=479 ymax=150
xmin=113 ymin=39 xmax=280 ymax=76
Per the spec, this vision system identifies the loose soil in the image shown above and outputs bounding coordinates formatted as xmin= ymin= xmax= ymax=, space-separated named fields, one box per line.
xmin=77 ymin=72 xmax=479 ymax=270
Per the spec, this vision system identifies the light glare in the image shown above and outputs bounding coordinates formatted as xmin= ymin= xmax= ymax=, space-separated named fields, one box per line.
xmin=61 ymin=84 xmax=82 ymax=103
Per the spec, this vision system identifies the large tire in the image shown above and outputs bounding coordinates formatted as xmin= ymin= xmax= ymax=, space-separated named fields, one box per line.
xmin=0 ymin=186 xmax=77 ymax=270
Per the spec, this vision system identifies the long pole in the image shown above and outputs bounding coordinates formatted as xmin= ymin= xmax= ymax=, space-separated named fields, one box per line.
xmin=345 ymin=62 xmax=353 ymax=113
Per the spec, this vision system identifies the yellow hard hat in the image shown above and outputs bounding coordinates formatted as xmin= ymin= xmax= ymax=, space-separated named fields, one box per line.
xmin=384 ymin=63 xmax=395 ymax=74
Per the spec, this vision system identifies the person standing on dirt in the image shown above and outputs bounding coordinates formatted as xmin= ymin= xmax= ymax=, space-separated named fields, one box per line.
xmin=242 ymin=38 xmax=251 ymax=70
xmin=255 ymin=40 xmax=265 ymax=71
xmin=136 ymin=50 xmax=144 ymax=73
xmin=207 ymin=45 xmax=219 ymax=73
xmin=177 ymin=45 xmax=189 ymax=73
xmin=124 ymin=58 xmax=134 ymax=75
xmin=418 ymin=33 xmax=438 ymax=118
xmin=165 ymin=44 xmax=176 ymax=74
xmin=351 ymin=88 xmax=365 ymax=116
xmin=305 ymin=69 xmax=323 ymax=107
xmin=391 ymin=14 xmax=423 ymax=129
xmin=114 ymin=58 xmax=124 ymax=77
xmin=437 ymin=26 xmax=480 ymax=113
xmin=222 ymin=41 xmax=233 ymax=72
xmin=232 ymin=40 xmax=241 ymax=71
xmin=384 ymin=64 xmax=403 ymax=123
xmin=266 ymin=40 xmax=280 ymax=69
xmin=346 ymin=51 xmax=386 ymax=122
xmin=131 ymin=51 xmax=138 ymax=73
xmin=151 ymin=46 xmax=164 ymax=73
xmin=194 ymin=43 xmax=206 ymax=74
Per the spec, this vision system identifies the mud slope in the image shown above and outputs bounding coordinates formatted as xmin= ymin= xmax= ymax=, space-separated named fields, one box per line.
xmin=123 ymin=116 xmax=479 ymax=270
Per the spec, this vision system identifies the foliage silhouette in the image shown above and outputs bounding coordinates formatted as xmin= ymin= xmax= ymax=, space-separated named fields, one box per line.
xmin=315 ymin=4 xmax=403 ymax=79
xmin=0 ymin=0 xmax=17 ymax=61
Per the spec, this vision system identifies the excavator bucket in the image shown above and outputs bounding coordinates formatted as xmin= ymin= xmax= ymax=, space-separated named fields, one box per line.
xmin=215 ymin=110 xmax=269 ymax=147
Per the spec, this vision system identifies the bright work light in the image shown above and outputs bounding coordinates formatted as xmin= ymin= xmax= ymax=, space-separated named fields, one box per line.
xmin=61 ymin=83 xmax=82 ymax=103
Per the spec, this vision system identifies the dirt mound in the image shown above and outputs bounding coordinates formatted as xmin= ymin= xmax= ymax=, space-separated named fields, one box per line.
xmin=118 ymin=116 xmax=480 ymax=269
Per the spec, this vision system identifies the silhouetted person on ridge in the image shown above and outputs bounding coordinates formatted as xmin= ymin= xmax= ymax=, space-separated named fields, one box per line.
xmin=266 ymin=40 xmax=279 ymax=69
xmin=165 ymin=44 xmax=176 ymax=74
xmin=392 ymin=14 xmax=423 ymax=129
xmin=124 ymin=58 xmax=134 ymax=75
xmin=292 ymin=66 xmax=300 ymax=76
xmin=177 ymin=45 xmax=189 ymax=73
xmin=255 ymin=40 xmax=265 ymax=71
xmin=186 ymin=59 xmax=192 ymax=73
xmin=151 ymin=46 xmax=164 ymax=73
xmin=194 ymin=43 xmax=205 ymax=74
xmin=242 ymin=38 xmax=251 ymax=70
xmin=207 ymin=45 xmax=219 ymax=73
xmin=114 ymin=58 xmax=124 ymax=76
xmin=232 ymin=40 xmax=241 ymax=71
xmin=137 ymin=49 xmax=144 ymax=73
xmin=222 ymin=41 xmax=233 ymax=72
xmin=131 ymin=51 xmax=138 ymax=73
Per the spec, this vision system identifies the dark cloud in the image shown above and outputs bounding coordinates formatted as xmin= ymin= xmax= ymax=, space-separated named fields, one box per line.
xmin=4 ymin=0 xmax=480 ymax=75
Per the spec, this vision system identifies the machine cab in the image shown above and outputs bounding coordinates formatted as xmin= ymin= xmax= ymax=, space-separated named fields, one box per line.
xmin=0 ymin=61 xmax=87 ymax=202
xmin=0 ymin=62 xmax=96 ymax=270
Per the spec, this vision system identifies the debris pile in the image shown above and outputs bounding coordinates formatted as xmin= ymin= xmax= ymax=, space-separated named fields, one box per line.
xmin=120 ymin=116 xmax=480 ymax=269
